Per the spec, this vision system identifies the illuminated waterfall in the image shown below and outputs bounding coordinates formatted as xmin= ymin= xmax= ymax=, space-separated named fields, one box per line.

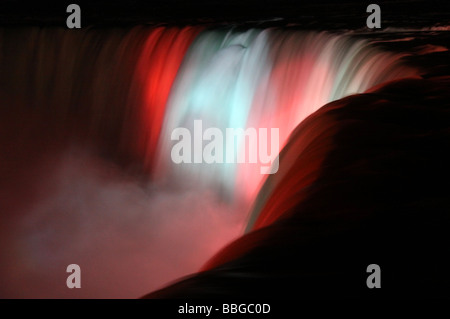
xmin=0 ymin=25 xmax=420 ymax=298
xmin=153 ymin=28 xmax=416 ymax=202
xmin=0 ymin=26 xmax=416 ymax=204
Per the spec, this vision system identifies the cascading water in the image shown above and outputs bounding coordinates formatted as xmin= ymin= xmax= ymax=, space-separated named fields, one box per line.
xmin=0 ymin=26 xmax=417 ymax=298
xmin=156 ymin=28 xmax=416 ymax=203
xmin=0 ymin=26 xmax=415 ymax=201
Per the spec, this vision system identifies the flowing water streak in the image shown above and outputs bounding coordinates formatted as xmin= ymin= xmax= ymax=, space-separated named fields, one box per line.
xmin=0 ymin=26 xmax=198 ymax=167
xmin=156 ymin=29 xmax=417 ymax=203
xmin=0 ymin=26 xmax=416 ymax=204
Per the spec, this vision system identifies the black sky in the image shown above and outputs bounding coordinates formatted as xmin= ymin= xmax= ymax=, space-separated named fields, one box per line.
xmin=1 ymin=1 xmax=449 ymax=29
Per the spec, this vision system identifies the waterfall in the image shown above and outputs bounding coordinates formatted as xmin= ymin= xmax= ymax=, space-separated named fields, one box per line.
xmin=0 ymin=25 xmax=420 ymax=298
xmin=0 ymin=26 xmax=416 ymax=204
xmin=154 ymin=28 xmax=416 ymax=202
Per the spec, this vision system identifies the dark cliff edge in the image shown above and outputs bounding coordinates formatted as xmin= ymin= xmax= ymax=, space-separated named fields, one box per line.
xmin=144 ymin=76 xmax=450 ymax=299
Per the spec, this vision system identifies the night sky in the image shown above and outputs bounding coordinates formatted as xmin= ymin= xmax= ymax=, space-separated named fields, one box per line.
xmin=0 ymin=1 xmax=449 ymax=28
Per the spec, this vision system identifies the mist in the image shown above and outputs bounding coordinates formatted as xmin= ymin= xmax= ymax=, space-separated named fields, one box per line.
xmin=0 ymin=141 xmax=247 ymax=298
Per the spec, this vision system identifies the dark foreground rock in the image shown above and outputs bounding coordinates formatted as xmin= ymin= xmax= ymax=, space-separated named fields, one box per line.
xmin=144 ymin=77 xmax=450 ymax=299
